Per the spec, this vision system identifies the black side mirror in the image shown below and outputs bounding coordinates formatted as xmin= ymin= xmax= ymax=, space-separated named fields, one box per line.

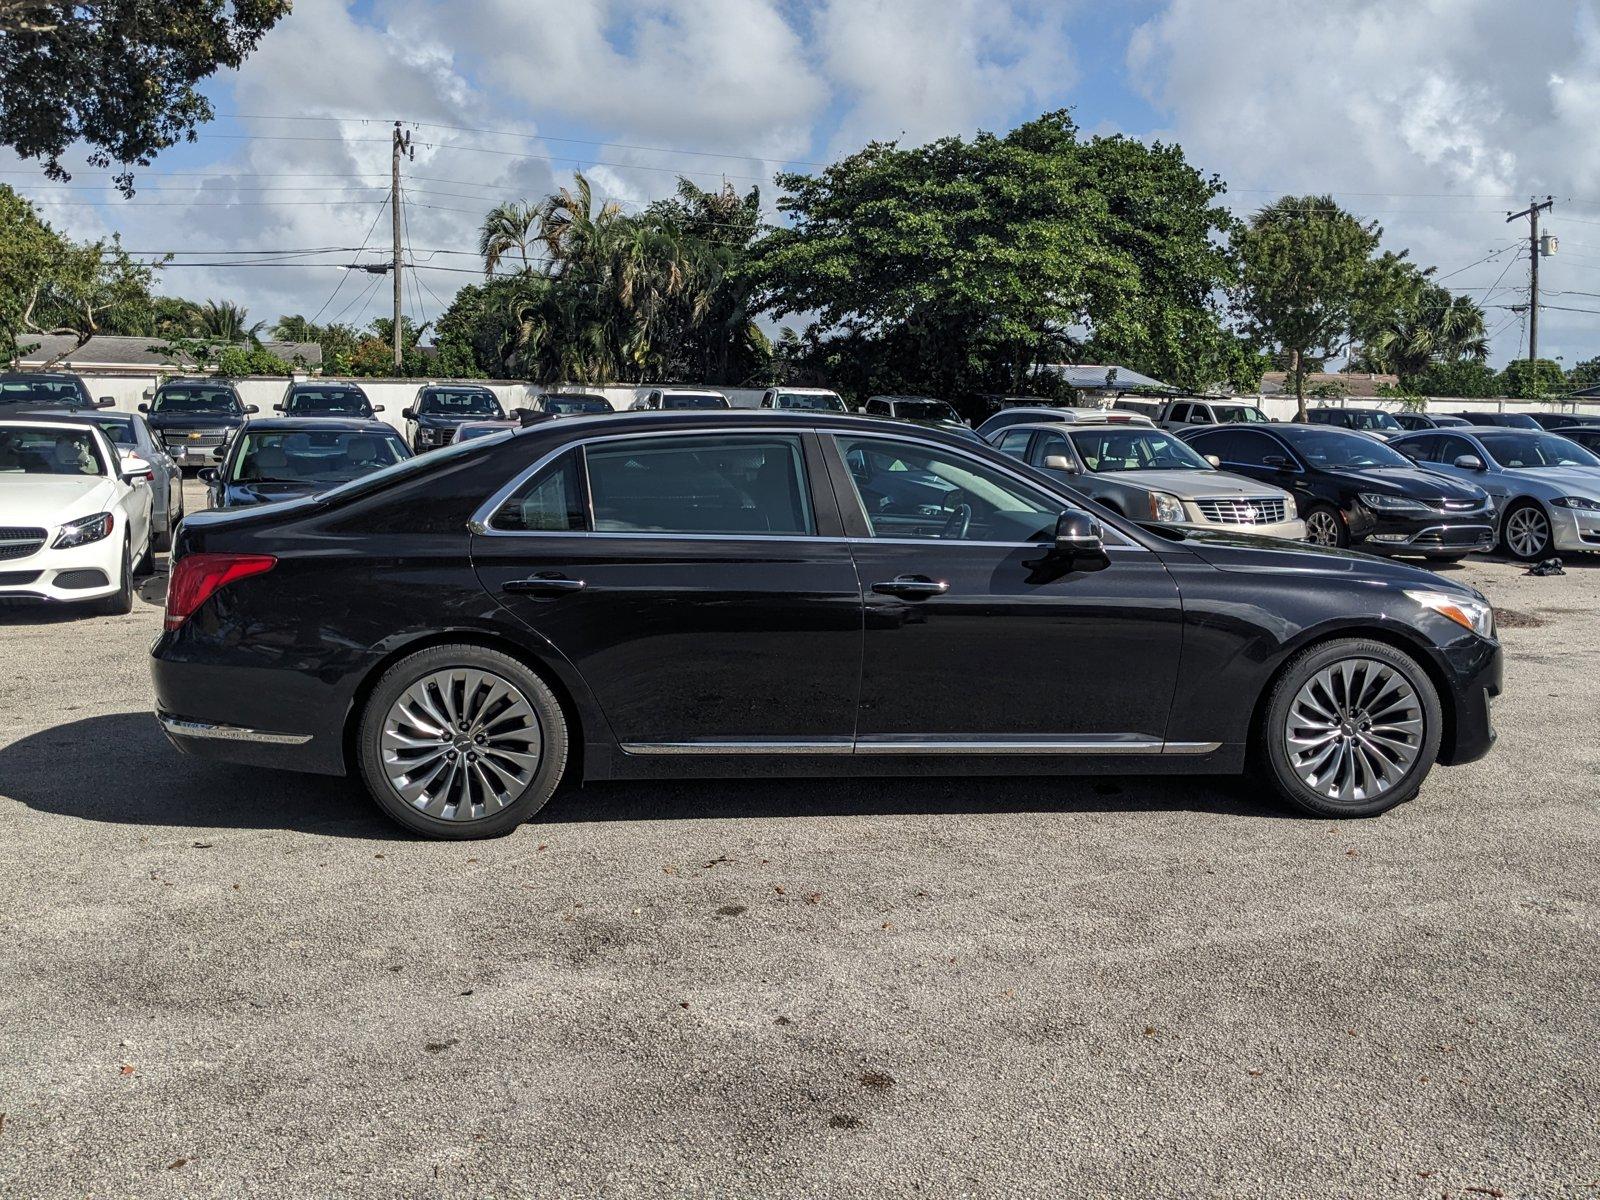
xmin=272 ymin=403 xmax=285 ymax=412
xmin=211 ymin=446 xmax=227 ymax=460
xmin=137 ymin=403 xmax=149 ymax=413
xmin=401 ymin=407 xmax=416 ymax=420
xmin=244 ymin=404 xmax=259 ymax=414
xmin=97 ymin=396 xmax=115 ymax=408
xmin=1263 ymin=454 xmax=1293 ymax=472
xmin=1454 ymin=454 xmax=1485 ymax=471
xmin=1053 ymin=510 xmax=1108 ymax=566
xmin=198 ymin=467 xmax=218 ymax=484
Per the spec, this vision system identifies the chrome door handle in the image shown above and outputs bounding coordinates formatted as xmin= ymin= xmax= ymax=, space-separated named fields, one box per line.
xmin=871 ymin=576 xmax=950 ymax=599
xmin=502 ymin=575 xmax=585 ymax=594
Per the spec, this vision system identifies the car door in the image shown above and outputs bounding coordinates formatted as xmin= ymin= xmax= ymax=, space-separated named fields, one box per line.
xmin=472 ymin=429 xmax=864 ymax=752
xmin=822 ymin=431 xmax=1183 ymax=749
xmin=1193 ymin=427 xmax=1309 ymax=504
xmin=1422 ymin=433 xmax=1511 ymax=509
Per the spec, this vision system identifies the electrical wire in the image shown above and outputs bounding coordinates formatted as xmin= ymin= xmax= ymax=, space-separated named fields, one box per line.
xmin=310 ymin=193 xmax=390 ymax=325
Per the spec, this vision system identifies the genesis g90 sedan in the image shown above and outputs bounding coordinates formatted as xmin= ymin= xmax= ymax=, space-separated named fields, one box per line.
xmin=151 ymin=412 xmax=1501 ymax=838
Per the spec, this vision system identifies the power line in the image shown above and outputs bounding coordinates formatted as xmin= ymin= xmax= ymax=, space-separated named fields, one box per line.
xmin=310 ymin=194 xmax=390 ymax=325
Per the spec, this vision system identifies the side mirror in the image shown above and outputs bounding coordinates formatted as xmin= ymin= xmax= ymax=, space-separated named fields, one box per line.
xmin=370 ymin=404 xmax=385 ymax=414
xmin=401 ymin=407 xmax=416 ymax=419
xmin=272 ymin=403 xmax=285 ymax=412
xmin=1454 ymin=454 xmax=1485 ymax=471
xmin=198 ymin=467 xmax=218 ymax=484
xmin=97 ymin=396 xmax=115 ymax=408
xmin=141 ymin=387 xmax=155 ymax=401
xmin=137 ymin=403 xmax=149 ymax=413
xmin=1263 ymin=455 xmax=1293 ymax=472
xmin=243 ymin=404 xmax=258 ymax=414
xmin=1042 ymin=453 xmax=1079 ymax=474
xmin=212 ymin=445 xmax=228 ymax=459
xmin=1053 ymin=510 xmax=1108 ymax=564
xmin=120 ymin=455 xmax=152 ymax=481
xmin=1205 ymin=454 xmax=1221 ymax=468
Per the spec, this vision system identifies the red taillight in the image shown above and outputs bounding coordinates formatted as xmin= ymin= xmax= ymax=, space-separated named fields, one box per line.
xmin=164 ymin=553 xmax=277 ymax=631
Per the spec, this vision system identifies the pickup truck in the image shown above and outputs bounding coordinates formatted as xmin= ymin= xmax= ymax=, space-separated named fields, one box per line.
xmin=1136 ymin=398 xmax=1273 ymax=430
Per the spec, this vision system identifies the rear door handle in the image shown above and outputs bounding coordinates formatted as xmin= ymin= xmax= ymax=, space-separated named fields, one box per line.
xmin=502 ymin=574 xmax=586 ymax=595
xmin=871 ymin=575 xmax=950 ymax=599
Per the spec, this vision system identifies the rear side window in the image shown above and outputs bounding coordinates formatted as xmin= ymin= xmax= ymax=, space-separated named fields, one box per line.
xmin=1195 ymin=429 xmax=1277 ymax=465
xmin=586 ymin=434 xmax=813 ymax=536
xmin=995 ymin=429 xmax=1033 ymax=458
xmin=490 ymin=452 xmax=589 ymax=532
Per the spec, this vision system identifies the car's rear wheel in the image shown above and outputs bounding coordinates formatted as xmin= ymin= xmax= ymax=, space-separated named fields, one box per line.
xmin=1256 ymin=638 xmax=1441 ymax=818
xmin=1501 ymin=500 xmax=1552 ymax=561
xmin=357 ymin=644 xmax=569 ymax=839
xmin=1303 ymin=504 xmax=1347 ymax=548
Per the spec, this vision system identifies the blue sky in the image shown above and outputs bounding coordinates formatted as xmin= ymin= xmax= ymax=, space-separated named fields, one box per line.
xmin=11 ymin=0 xmax=1600 ymax=369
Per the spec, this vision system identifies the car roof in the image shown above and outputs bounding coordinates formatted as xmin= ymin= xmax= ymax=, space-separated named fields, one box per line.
xmin=0 ymin=370 xmax=84 ymax=381
xmin=0 ymin=416 xmax=111 ymax=433
xmin=290 ymin=380 xmax=365 ymax=390
xmin=10 ymin=409 xmax=131 ymax=425
xmin=234 ymin=416 xmax=398 ymax=432
xmin=157 ymin=377 xmax=237 ymax=388
xmin=773 ymin=386 xmax=842 ymax=393
xmin=1001 ymin=421 xmax=1163 ymax=435
xmin=497 ymin=408 xmax=983 ymax=440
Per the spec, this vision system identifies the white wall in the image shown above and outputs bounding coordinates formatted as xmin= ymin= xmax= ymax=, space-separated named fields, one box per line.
xmin=1252 ymin=394 xmax=1600 ymax=421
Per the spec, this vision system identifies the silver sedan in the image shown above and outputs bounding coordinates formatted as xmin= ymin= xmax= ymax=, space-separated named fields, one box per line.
xmin=1390 ymin=426 xmax=1600 ymax=560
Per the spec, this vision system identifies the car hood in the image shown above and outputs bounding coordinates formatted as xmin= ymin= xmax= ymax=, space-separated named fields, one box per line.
xmin=0 ymin=475 xmax=116 ymax=525
xmin=1094 ymin=468 xmax=1292 ymax=501
xmin=220 ymin=480 xmax=325 ymax=507
xmin=1335 ymin=466 xmax=1486 ymax=502
xmin=1166 ymin=527 xmax=1484 ymax=595
xmin=146 ymin=411 xmax=242 ymax=431
xmin=1498 ymin=465 xmax=1600 ymax=495
xmin=416 ymin=412 xmax=495 ymax=427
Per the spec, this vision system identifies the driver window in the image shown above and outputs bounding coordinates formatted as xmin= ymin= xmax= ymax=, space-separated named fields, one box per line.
xmin=836 ymin=435 xmax=1059 ymax=543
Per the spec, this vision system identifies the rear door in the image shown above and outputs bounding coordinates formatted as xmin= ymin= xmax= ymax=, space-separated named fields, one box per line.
xmin=472 ymin=429 xmax=863 ymax=752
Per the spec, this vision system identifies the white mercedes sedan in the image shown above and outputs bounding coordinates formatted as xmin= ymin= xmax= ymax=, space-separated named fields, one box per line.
xmin=0 ymin=418 xmax=156 ymax=614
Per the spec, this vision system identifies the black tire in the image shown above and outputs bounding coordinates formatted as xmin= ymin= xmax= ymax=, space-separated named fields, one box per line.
xmin=1500 ymin=499 xmax=1552 ymax=562
xmin=357 ymin=644 xmax=569 ymax=839
xmin=1254 ymin=637 xmax=1442 ymax=818
xmin=132 ymin=517 xmax=154 ymax=577
xmin=94 ymin=534 xmax=134 ymax=616
xmin=1303 ymin=503 xmax=1348 ymax=548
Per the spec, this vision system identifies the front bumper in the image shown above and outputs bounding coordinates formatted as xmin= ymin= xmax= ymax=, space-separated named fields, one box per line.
xmin=1179 ymin=516 xmax=1306 ymax=541
xmin=0 ymin=536 xmax=122 ymax=603
xmin=1439 ymin=637 xmax=1502 ymax=766
xmin=160 ymin=431 xmax=230 ymax=465
xmin=1550 ymin=504 xmax=1600 ymax=552
xmin=1350 ymin=506 xmax=1496 ymax=556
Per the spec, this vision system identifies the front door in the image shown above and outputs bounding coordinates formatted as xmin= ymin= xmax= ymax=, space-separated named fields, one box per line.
xmin=825 ymin=432 xmax=1184 ymax=751
xmin=472 ymin=430 xmax=863 ymax=752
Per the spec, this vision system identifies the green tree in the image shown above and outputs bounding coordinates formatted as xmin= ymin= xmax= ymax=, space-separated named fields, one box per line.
xmin=0 ymin=0 xmax=292 ymax=196
xmin=1407 ymin=359 xmax=1501 ymax=398
xmin=477 ymin=201 xmax=541 ymax=275
xmin=272 ymin=314 xmax=323 ymax=343
xmin=191 ymin=299 xmax=263 ymax=343
xmin=1499 ymin=358 xmax=1566 ymax=399
xmin=1566 ymin=356 xmax=1600 ymax=392
xmin=1360 ymin=281 xmax=1489 ymax=379
xmin=1233 ymin=195 xmax=1414 ymax=419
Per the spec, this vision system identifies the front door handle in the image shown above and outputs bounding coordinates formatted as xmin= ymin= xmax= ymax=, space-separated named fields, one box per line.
xmin=502 ymin=574 xmax=585 ymax=595
xmin=871 ymin=575 xmax=950 ymax=599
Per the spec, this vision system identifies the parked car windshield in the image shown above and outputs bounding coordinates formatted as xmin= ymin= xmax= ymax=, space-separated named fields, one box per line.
xmin=1282 ymin=427 xmax=1412 ymax=469
xmin=1346 ymin=410 xmax=1404 ymax=432
xmin=0 ymin=377 xmax=87 ymax=406
xmin=419 ymin=388 xmax=501 ymax=416
xmin=231 ymin=428 xmax=407 ymax=484
xmin=1478 ymin=432 xmax=1600 ymax=469
xmin=660 ymin=393 xmax=729 ymax=410
xmin=1212 ymin=405 xmax=1268 ymax=423
xmin=285 ymin=387 xmax=371 ymax=415
xmin=0 ymin=425 xmax=108 ymax=476
xmin=895 ymin=399 xmax=962 ymax=422
xmin=543 ymin=395 xmax=611 ymax=414
xmin=152 ymin=385 xmax=241 ymax=414
xmin=1070 ymin=428 xmax=1212 ymax=472
xmin=775 ymin=392 xmax=846 ymax=411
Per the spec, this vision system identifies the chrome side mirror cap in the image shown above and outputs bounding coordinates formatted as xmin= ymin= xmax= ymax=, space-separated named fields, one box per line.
xmin=1454 ymin=454 xmax=1486 ymax=471
xmin=1042 ymin=453 xmax=1078 ymax=474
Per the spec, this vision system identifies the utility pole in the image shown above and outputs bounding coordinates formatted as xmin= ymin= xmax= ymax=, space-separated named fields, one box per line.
xmin=391 ymin=121 xmax=413 ymax=370
xmin=1506 ymin=196 xmax=1553 ymax=362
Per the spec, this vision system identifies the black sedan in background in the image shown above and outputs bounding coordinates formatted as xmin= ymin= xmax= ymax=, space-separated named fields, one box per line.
xmin=1446 ymin=411 xmax=1541 ymax=430
xmin=139 ymin=378 xmax=257 ymax=468
xmin=403 ymin=384 xmax=506 ymax=451
xmin=198 ymin=417 xmax=409 ymax=508
xmin=540 ymin=392 xmax=614 ymax=416
xmin=1392 ymin=412 xmax=1471 ymax=431
xmin=153 ymin=411 xmax=1500 ymax=839
xmin=1554 ymin=424 xmax=1600 ymax=456
xmin=1304 ymin=407 xmax=1406 ymax=438
xmin=275 ymin=380 xmax=382 ymax=419
xmin=1181 ymin=423 xmax=1496 ymax=560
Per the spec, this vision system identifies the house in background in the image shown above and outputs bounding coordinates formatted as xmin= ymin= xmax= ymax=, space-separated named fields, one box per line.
xmin=15 ymin=334 xmax=322 ymax=376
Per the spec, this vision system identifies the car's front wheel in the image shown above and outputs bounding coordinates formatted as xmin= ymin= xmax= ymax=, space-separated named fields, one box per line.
xmin=1302 ymin=504 xmax=1347 ymax=548
xmin=357 ymin=644 xmax=569 ymax=838
xmin=1256 ymin=638 xmax=1441 ymax=818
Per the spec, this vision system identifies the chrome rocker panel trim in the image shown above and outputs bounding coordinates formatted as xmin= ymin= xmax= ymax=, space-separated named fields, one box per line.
xmin=621 ymin=737 xmax=1221 ymax=757
xmin=158 ymin=713 xmax=314 ymax=746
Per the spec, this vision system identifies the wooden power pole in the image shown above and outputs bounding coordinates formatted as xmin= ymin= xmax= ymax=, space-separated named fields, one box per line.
xmin=391 ymin=122 xmax=412 ymax=370
xmin=1507 ymin=196 xmax=1553 ymax=362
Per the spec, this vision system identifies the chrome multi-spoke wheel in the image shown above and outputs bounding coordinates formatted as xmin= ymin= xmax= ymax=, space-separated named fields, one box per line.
xmin=1305 ymin=508 xmax=1342 ymax=547
xmin=379 ymin=667 xmax=544 ymax=823
xmin=1503 ymin=503 xmax=1550 ymax=561
xmin=1282 ymin=658 xmax=1423 ymax=804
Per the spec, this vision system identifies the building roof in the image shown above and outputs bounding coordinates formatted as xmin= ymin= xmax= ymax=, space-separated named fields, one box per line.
xmin=1036 ymin=364 xmax=1173 ymax=392
xmin=16 ymin=334 xmax=321 ymax=371
xmin=1259 ymin=371 xmax=1399 ymax=396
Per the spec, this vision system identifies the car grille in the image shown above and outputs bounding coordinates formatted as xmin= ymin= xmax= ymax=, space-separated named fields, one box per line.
xmin=163 ymin=431 xmax=225 ymax=448
xmin=1427 ymin=498 xmax=1489 ymax=513
xmin=1413 ymin=525 xmax=1494 ymax=547
xmin=0 ymin=526 xmax=47 ymax=562
xmin=1195 ymin=497 xmax=1288 ymax=525
xmin=0 ymin=569 xmax=42 ymax=585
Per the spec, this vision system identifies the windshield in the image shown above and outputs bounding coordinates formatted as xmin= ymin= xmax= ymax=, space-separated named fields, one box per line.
xmin=661 ymin=394 xmax=729 ymax=410
xmin=456 ymin=423 xmax=512 ymax=441
xmin=285 ymin=387 xmax=371 ymax=416
xmin=1283 ymin=427 xmax=1412 ymax=469
xmin=544 ymin=395 xmax=612 ymax=414
xmin=896 ymin=399 xmax=961 ymax=422
xmin=777 ymin=392 xmax=846 ymax=411
xmin=1348 ymin=410 xmax=1403 ymax=432
xmin=153 ymin=385 xmax=240 ymax=415
xmin=231 ymin=428 xmax=407 ymax=485
xmin=419 ymin=388 xmax=502 ymax=416
xmin=0 ymin=378 xmax=88 ymax=406
xmin=1479 ymin=432 xmax=1600 ymax=469
xmin=1071 ymin=429 xmax=1211 ymax=472
xmin=0 ymin=426 xmax=107 ymax=476
xmin=1213 ymin=405 xmax=1268 ymax=423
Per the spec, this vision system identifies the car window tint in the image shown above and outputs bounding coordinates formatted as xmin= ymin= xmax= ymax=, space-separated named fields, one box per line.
xmin=995 ymin=428 xmax=1033 ymax=458
xmin=0 ymin=426 xmax=108 ymax=476
xmin=490 ymin=450 xmax=589 ymax=532
xmin=837 ymin=435 xmax=1058 ymax=543
xmin=1193 ymin=429 xmax=1275 ymax=465
xmin=1432 ymin=435 xmax=1476 ymax=463
xmin=1034 ymin=431 xmax=1072 ymax=463
xmin=584 ymin=435 xmax=813 ymax=535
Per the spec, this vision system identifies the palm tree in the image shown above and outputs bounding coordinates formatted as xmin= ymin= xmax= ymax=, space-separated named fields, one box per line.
xmin=272 ymin=314 xmax=323 ymax=343
xmin=1365 ymin=285 xmax=1489 ymax=377
xmin=477 ymin=201 xmax=541 ymax=276
xmin=536 ymin=172 xmax=623 ymax=272
xmin=193 ymin=299 xmax=264 ymax=344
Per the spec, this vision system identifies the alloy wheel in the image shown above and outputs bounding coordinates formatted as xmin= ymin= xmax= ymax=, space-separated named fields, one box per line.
xmin=1305 ymin=510 xmax=1341 ymax=546
xmin=1282 ymin=657 xmax=1423 ymax=804
xmin=379 ymin=668 xmax=544 ymax=822
xmin=1505 ymin=505 xmax=1550 ymax=559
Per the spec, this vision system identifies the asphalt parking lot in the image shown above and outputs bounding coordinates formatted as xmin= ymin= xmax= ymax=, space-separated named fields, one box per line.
xmin=1 ymin=478 xmax=1597 ymax=1198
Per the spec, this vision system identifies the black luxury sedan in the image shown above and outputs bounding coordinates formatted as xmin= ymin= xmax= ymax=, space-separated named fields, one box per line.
xmin=1391 ymin=412 xmax=1471 ymax=431
xmin=139 ymin=378 xmax=257 ymax=468
xmin=1445 ymin=411 xmax=1541 ymax=430
xmin=1303 ymin=407 xmax=1406 ymax=438
xmin=403 ymin=384 xmax=506 ymax=451
xmin=151 ymin=410 xmax=1501 ymax=839
xmin=540 ymin=392 xmax=615 ymax=416
xmin=1180 ymin=423 xmax=1496 ymax=560
xmin=198 ymin=417 xmax=410 ymax=508
xmin=275 ymin=380 xmax=382 ymax=419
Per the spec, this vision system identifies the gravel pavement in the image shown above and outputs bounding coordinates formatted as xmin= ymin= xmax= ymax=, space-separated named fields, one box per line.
xmin=0 ymin=479 xmax=1596 ymax=1198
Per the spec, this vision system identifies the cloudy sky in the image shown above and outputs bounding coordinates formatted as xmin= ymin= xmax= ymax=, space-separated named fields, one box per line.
xmin=11 ymin=0 xmax=1600 ymax=367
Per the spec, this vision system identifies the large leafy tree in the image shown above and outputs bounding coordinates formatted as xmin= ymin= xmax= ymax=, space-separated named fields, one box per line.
xmin=1233 ymin=195 xmax=1416 ymax=419
xmin=0 ymin=0 xmax=291 ymax=196
xmin=1359 ymin=281 xmax=1488 ymax=380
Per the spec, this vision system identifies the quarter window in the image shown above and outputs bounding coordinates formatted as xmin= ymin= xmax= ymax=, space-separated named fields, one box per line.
xmin=1195 ymin=429 xmax=1278 ymax=466
xmin=995 ymin=428 xmax=1033 ymax=459
xmin=585 ymin=435 xmax=814 ymax=535
xmin=490 ymin=451 xmax=588 ymax=532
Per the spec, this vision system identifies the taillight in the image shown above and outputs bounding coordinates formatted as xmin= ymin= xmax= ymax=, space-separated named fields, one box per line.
xmin=164 ymin=553 xmax=277 ymax=631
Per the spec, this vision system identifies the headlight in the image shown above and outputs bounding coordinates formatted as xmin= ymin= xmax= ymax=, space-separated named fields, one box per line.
xmin=52 ymin=511 xmax=115 ymax=549
xmin=1551 ymin=496 xmax=1600 ymax=511
xmin=1359 ymin=492 xmax=1429 ymax=513
xmin=1404 ymin=588 xmax=1494 ymax=639
xmin=1147 ymin=491 xmax=1186 ymax=523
